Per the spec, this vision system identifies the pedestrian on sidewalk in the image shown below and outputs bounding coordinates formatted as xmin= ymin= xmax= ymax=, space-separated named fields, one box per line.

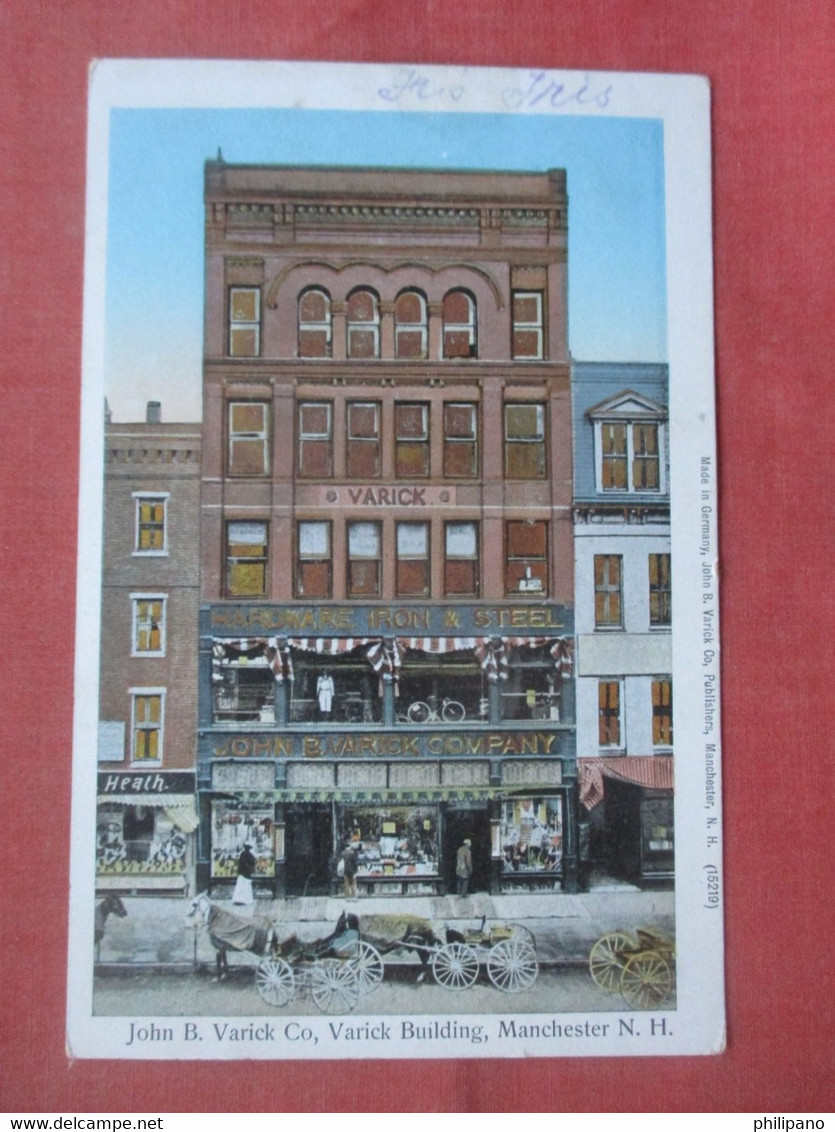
xmin=233 ymin=842 xmax=256 ymax=907
xmin=456 ymin=838 xmax=473 ymax=896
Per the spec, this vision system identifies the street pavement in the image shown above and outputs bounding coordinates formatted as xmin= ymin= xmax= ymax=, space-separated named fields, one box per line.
xmin=95 ymin=877 xmax=674 ymax=973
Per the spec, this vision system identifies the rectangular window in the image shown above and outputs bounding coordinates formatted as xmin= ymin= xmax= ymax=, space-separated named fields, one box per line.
xmin=347 ymin=521 xmax=382 ymax=597
xmin=131 ymin=595 xmax=166 ymax=656
xmin=649 ymin=553 xmax=672 ymax=626
xmin=297 ymin=401 xmax=333 ymax=477
xmin=131 ymin=691 xmax=164 ymax=763
xmin=346 ymin=401 xmax=381 ymax=479
xmin=505 ymin=520 xmax=548 ymax=595
xmin=594 ymin=554 xmax=623 ymax=628
xmin=600 ymin=421 xmax=661 ymax=492
xmin=396 ymin=522 xmax=430 ymax=597
xmin=395 ymin=403 xmax=429 ymax=478
xmin=228 ymin=287 xmax=260 ymax=357
xmin=134 ymin=494 xmax=168 ymax=554
xmin=652 ymin=679 xmax=674 ymax=746
xmin=598 ymin=681 xmax=622 ymax=747
xmin=511 ymin=291 xmax=544 ymax=359
xmin=226 ymin=521 xmax=268 ymax=597
xmin=296 ymin=521 xmax=332 ymax=599
xmin=443 ymin=402 xmax=478 ymax=478
xmin=504 ymin=403 xmax=546 ymax=478
xmin=228 ymin=402 xmax=270 ymax=476
xmin=444 ymin=522 xmax=479 ymax=596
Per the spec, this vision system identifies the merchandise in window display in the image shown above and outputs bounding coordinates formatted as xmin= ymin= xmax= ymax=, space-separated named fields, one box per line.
xmin=211 ymin=802 xmax=275 ymax=878
xmin=341 ymin=808 xmax=439 ymax=879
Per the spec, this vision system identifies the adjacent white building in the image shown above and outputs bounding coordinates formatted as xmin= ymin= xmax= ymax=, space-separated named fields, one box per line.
xmin=572 ymin=363 xmax=673 ymax=884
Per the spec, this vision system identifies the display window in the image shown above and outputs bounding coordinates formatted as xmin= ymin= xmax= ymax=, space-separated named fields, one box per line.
xmin=211 ymin=800 xmax=274 ymax=878
xmin=213 ymin=659 xmax=275 ymax=723
xmin=339 ymin=806 xmax=439 ymax=879
xmin=290 ymin=648 xmax=382 ymax=723
xmin=95 ymin=806 xmax=187 ymax=876
xmin=500 ymin=797 xmax=563 ymax=874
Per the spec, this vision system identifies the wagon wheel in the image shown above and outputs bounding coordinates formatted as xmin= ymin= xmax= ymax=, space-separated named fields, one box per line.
xmin=620 ymin=951 xmax=674 ymax=1010
xmin=589 ymin=931 xmax=634 ymax=992
xmin=309 ymin=958 xmax=360 ymax=1014
xmin=431 ymin=942 xmax=479 ymax=990
xmin=350 ymin=940 xmax=384 ymax=995
xmin=255 ymin=957 xmax=296 ymax=1007
xmin=486 ymin=938 xmax=539 ymax=993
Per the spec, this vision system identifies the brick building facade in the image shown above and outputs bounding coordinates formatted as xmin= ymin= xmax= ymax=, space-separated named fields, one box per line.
xmin=197 ymin=161 xmax=579 ymax=896
xmin=97 ymin=405 xmax=201 ymax=893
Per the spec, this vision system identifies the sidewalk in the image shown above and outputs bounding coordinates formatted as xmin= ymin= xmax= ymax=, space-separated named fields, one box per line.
xmin=95 ymin=881 xmax=674 ymax=973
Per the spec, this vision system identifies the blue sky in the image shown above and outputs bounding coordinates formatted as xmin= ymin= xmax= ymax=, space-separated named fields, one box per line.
xmin=105 ymin=107 xmax=666 ymax=421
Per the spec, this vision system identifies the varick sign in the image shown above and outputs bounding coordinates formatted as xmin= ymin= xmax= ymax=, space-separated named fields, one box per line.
xmin=302 ymin=484 xmax=454 ymax=507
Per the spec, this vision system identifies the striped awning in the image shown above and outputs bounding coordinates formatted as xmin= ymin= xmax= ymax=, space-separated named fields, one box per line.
xmin=578 ymin=756 xmax=674 ymax=810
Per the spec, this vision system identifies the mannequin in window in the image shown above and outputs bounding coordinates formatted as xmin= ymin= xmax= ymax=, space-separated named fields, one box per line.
xmin=317 ymin=670 xmax=335 ymax=717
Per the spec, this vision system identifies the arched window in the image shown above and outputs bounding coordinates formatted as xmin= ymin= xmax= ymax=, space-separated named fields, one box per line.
xmin=395 ymin=290 xmax=428 ymax=359
xmin=442 ymin=290 xmax=477 ymax=358
xmin=298 ymin=289 xmax=332 ymax=358
xmin=347 ymin=289 xmax=380 ymax=358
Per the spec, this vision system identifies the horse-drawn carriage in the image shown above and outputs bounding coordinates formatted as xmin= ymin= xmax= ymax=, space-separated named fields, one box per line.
xmin=187 ymin=895 xmax=539 ymax=1012
xmin=588 ymin=927 xmax=676 ymax=1009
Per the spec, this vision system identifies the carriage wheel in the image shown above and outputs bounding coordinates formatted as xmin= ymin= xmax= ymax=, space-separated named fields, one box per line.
xmin=486 ymin=938 xmax=539 ymax=993
xmin=589 ymin=931 xmax=634 ymax=992
xmin=255 ymin=957 xmax=296 ymax=1007
xmin=432 ymin=942 xmax=479 ymax=990
xmin=351 ymin=941 xmax=384 ymax=995
xmin=309 ymin=958 xmax=360 ymax=1014
xmin=620 ymin=951 xmax=674 ymax=1010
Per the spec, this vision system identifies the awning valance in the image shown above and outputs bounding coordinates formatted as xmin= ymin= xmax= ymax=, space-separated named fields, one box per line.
xmin=578 ymin=756 xmax=674 ymax=810
xmin=212 ymin=633 xmax=573 ymax=688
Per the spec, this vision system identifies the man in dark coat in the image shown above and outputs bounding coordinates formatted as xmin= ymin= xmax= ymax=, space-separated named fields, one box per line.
xmin=340 ymin=842 xmax=359 ymax=900
xmin=456 ymin=838 xmax=473 ymax=896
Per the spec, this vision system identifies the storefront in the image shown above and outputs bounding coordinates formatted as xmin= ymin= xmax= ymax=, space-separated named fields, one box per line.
xmin=96 ymin=771 xmax=198 ymax=893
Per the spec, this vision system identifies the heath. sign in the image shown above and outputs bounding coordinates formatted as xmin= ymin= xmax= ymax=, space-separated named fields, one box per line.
xmin=98 ymin=771 xmax=196 ymax=795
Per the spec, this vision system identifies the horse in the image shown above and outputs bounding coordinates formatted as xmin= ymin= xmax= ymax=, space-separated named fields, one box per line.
xmin=187 ymin=891 xmax=276 ymax=980
xmin=94 ymin=894 xmax=128 ymax=961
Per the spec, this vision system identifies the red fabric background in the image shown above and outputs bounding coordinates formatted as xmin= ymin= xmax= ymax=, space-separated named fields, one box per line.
xmin=1 ymin=0 xmax=832 ymax=1113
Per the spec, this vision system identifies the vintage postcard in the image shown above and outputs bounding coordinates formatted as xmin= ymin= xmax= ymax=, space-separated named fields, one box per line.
xmin=68 ymin=60 xmax=723 ymax=1059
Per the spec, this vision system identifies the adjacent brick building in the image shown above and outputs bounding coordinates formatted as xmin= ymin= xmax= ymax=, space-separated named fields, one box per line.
xmin=96 ymin=404 xmax=201 ymax=893
xmin=197 ymin=161 xmax=579 ymax=896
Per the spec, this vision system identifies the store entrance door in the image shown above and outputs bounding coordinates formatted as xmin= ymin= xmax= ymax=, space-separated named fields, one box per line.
xmin=443 ymin=807 xmax=491 ymax=894
xmin=285 ymin=805 xmax=333 ymax=896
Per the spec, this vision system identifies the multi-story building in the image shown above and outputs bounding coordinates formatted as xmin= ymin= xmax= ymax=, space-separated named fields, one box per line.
xmin=197 ymin=160 xmax=580 ymax=897
xmin=96 ymin=403 xmax=201 ymax=894
xmin=572 ymin=362 xmax=673 ymax=885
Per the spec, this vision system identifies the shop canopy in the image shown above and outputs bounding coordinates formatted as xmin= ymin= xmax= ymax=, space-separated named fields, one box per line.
xmin=578 ymin=756 xmax=674 ymax=811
